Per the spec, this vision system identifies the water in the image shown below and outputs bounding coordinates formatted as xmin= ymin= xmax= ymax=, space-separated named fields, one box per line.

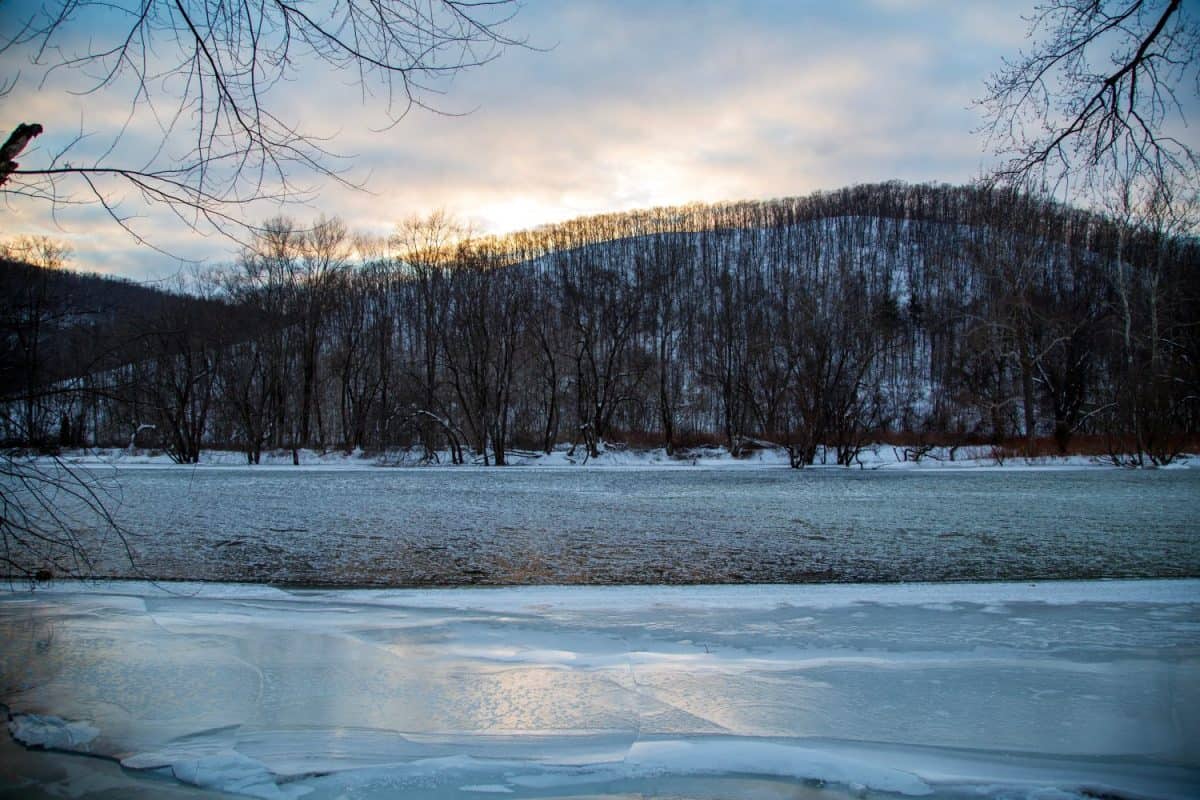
xmin=4 ymin=464 xmax=1198 ymax=798
xmin=39 ymin=466 xmax=1200 ymax=585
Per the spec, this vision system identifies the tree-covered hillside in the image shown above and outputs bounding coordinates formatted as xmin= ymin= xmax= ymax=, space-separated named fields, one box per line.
xmin=3 ymin=182 xmax=1197 ymax=466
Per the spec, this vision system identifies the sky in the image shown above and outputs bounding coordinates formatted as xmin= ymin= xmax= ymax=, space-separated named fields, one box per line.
xmin=0 ymin=0 xmax=1037 ymax=281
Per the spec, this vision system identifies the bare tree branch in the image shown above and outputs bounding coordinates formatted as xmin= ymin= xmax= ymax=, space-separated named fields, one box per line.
xmin=980 ymin=0 xmax=1199 ymax=219
xmin=0 ymin=1 xmax=527 ymax=251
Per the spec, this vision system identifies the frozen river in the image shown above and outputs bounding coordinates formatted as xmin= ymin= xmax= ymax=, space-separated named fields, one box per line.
xmin=2 ymin=580 xmax=1198 ymax=799
xmin=37 ymin=465 xmax=1200 ymax=585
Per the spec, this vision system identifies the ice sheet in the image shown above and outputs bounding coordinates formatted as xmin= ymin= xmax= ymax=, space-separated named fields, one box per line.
xmin=2 ymin=580 xmax=1198 ymax=799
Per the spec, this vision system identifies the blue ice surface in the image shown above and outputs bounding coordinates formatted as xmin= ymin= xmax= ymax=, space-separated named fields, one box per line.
xmin=2 ymin=579 xmax=1198 ymax=799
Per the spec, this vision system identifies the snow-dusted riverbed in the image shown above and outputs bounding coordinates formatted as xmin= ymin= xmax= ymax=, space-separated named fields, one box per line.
xmin=3 ymin=580 xmax=1198 ymax=799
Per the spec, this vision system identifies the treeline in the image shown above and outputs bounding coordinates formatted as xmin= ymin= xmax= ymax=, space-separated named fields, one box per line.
xmin=3 ymin=182 xmax=1198 ymax=466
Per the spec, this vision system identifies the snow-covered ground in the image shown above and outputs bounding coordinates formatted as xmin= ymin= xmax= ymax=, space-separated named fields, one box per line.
xmin=50 ymin=443 xmax=1195 ymax=470
xmin=2 ymin=580 xmax=1197 ymax=799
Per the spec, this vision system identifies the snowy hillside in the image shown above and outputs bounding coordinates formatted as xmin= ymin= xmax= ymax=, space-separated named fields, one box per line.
xmin=6 ymin=182 xmax=1196 ymax=468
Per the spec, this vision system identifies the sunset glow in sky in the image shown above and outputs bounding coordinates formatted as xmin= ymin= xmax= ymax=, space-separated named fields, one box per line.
xmin=0 ymin=0 xmax=1036 ymax=279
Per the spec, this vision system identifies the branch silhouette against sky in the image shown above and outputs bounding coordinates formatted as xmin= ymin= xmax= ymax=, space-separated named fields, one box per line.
xmin=0 ymin=0 xmax=526 ymax=257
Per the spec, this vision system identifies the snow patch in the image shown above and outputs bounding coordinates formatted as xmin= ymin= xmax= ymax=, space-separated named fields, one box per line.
xmin=8 ymin=714 xmax=99 ymax=751
xmin=46 ymin=443 xmax=1194 ymax=471
xmin=460 ymin=784 xmax=515 ymax=793
xmin=614 ymin=739 xmax=933 ymax=795
xmin=122 ymin=749 xmax=307 ymax=799
xmin=24 ymin=577 xmax=1200 ymax=613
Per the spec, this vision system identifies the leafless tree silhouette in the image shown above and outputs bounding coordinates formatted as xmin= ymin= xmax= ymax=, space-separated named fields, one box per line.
xmin=980 ymin=0 xmax=1198 ymax=211
xmin=0 ymin=2 xmax=526 ymax=583
xmin=0 ymin=1 xmax=526 ymax=248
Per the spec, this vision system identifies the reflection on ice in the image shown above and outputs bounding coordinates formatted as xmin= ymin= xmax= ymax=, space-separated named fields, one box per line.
xmin=2 ymin=580 xmax=1198 ymax=799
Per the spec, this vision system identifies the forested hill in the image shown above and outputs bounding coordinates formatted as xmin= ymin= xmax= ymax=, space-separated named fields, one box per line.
xmin=0 ymin=258 xmax=262 ymax=417
xmin=3 ymin=182 xmax=1197 ymax=466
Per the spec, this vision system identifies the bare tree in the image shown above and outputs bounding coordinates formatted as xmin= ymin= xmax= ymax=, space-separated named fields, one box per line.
xmin=391 ymin=211 xmax=470 ymax=462
xmin=1 ymin=1 xmax=526 ymax=246
xmin=980 ymin=0 xmax=1198 ymax=209
xmin=442 ymin=242 xmax=527 ymax=465
xmin=0 ymin=237 xmax=142 ymax=583
xmin=0 ymin=237 xmax=74 ymax=446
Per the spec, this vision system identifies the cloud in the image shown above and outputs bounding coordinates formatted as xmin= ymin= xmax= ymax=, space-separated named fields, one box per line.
xmin=0 ymin=0 xmax=1035 ymax=279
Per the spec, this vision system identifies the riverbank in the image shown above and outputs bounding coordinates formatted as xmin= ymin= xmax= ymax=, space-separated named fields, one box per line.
xmin=40 ymin=442 xmax=1197 ymax=470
